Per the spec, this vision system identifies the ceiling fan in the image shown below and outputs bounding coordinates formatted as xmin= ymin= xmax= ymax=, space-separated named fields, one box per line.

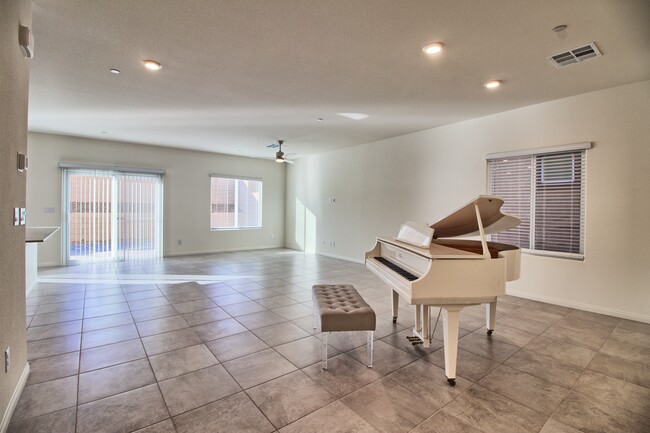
xmin=272 ymin=140 xmax=295 ymax=164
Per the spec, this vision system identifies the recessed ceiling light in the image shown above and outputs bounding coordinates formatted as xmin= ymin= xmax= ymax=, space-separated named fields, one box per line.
xmin=142 ymin=59 xmax=162 ymax=71
xmin=316 ymin=117 xmax=324 ymax=122
xmin=422 ymin=42 xmax=444 ymax=55
xmin=110 ymin=68 xmax=120 ymax=74
xmin=337 ymin=112 xmax=369 ymax=120
xmin=484 ymin=80 xmax=501 ymax=89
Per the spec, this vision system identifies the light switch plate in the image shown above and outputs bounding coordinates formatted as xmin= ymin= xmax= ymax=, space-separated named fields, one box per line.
xmin=13 ymin=208 xmax=20 ymax=226
xmin=20 ymin=208 xmax=26 ymax=225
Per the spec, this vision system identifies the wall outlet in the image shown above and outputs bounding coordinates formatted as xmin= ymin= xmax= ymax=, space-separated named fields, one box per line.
xmin=271 ymin=234 xmax=276 ymax=240
xmin=44 ymin=207 xmax=55 ymax=213
xmin=4 ymin=347 xmax=9 ymax=373
xmin=329 ymin=240 xmax=335 ymax=247
xmin=177 ymin=240 xmax=182 ymax=246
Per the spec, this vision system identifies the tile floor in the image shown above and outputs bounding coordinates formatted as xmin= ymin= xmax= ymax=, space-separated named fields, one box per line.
xmin=9 ymin=248 xmax=650 ymax=433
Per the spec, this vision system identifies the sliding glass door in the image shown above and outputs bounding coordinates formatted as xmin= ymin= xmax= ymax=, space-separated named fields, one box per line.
xmin=63 ymin=169 xmax=163 ymax=263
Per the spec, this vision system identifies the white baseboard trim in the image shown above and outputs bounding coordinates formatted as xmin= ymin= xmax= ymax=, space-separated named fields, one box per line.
xmin=1 ymin=362 xmax=30 ymax=433
xmin=317 ymin=252 xmax=365 ymax=264
xmin=25 ymin=281 xmax=37 ymax=297
xmin=507 ymin=289 xmax=650 ymax=324
xmin=165 ymin=245 xmax=284 ymax=257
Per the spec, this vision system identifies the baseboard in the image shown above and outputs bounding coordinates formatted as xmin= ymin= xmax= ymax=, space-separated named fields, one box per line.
xmin=1 ymin=362 xmax=30 ymax=433
xmin=25 ymin=281 xmax=37 ymax=297
xmin=507 ymin=288 xmax=650 ymax=324
xmin=165 ymin=244 xmax=285 ymax=257
xmin=317 ymin=251 xmax=365 ymax=264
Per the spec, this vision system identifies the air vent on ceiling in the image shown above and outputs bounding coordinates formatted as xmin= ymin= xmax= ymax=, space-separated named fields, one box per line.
xmin=548 ymin=42 xmax=601 ymax=68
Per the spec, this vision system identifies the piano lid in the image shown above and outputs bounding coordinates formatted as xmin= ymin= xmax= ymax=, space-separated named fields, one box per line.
xmin=430 ymin=195 xmax=520 ymax=239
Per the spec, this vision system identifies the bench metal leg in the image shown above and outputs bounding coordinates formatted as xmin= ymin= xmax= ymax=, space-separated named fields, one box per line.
xmin=322 ymin=332 xmax=329 ymax=370
xmin=367 ymin=331 xmax=374 ymax=368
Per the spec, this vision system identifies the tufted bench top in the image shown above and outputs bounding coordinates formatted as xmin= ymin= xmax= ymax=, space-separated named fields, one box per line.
xmin=312 ymin=284 xmax=376 ymax=332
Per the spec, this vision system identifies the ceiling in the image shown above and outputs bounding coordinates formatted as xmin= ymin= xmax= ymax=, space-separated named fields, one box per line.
xmin=28 ymin=0 xmax=650 ymax=160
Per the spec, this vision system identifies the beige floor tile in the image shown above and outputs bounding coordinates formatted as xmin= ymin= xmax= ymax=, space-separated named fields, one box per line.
xmin=173 ymin=392 xmax=274 ymax=433
xmin=78 ymin=358 xmax=156 ymax=404
xmin=525 ymin=335 xmax=596 ymax=368
xmin=573 ymin=370 xmax=650 ymax=418
xmin=80 ymin=339 xmax=146 ymax=372
xmin=76 ymin=384 xmax=168 ymax=433
xmin=252 ymin=321 xmax=310 ymax=347
xmin=348 ymin=339 xmax=418 ymax=376
xmin=278 ymin=400 xmax=379 ymax=433
xmin=205 ymin=331 xmax=269 ymax=362
xmin=220 ymin=300 xmax=266 ymax=317
xmin=302 ymin=354 xmax=381 ymax=398
xmin=274 ymin=335 xmax=338 ymax=368
xmin=27 ymin=320 xmax=82 ymax=342
xmin=82 ymin=312 xmax=134 ymax=332
xmin=247 ymin=370 xmax=335 ymax=429
xmin=587 ymin=352 xmax=650 ymax=388
xmin=479 ymin=365 xmax=569 ymax=416
xmin=131 ymin=419 xmax=176 ymax=433
xmin=81 ymin=323 xmax=140 ymax=349
xmin=552 ymin=391 xmax=650 ymax=433
xmin=136 ymin=315 xmax=189 ymax=337
xmin=425 ymin=347 xmax=499 ymax=383
xmin=26 ymin=351 xmax=79 ymax=386
xmin=27 ymin=333 xmax=81 ymax=361
xmin=457 ymin=331 xmax=520 ymax=363
xmin=341 ymin=377 xmax=436 ymax=433
xmin=192 ymin=317 xmax=247 ymax=342
xmin=131 ymin=305 xmax=179 ymax=322
xmin=11 ymin=376 xmax=78 ymax=422
xmin=223 ymin=348 xmax=297 ymax=389
xmin=141 ymin=328 xmax=202 ymax=356
xmin=7 ymin=407 xmax=77 ymax=433
xmin=149 ymin=344 xmax=218 ymax=381
xmin=442 ymin=385 xmax=547 ymax=433
xmin=387 ymin=360 xmax=471 ymax=407
xmin=236 ymin=310 xmax=286 ymax=330
xmin=504 ymin=349 xmax=583 ymax=387
xmin=159 ymin=364 xmax=241 ymax=416
xmin=182 ymin=307 xmax=230 ymax=325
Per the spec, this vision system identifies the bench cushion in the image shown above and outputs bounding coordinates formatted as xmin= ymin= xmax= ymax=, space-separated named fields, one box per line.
xmin=312 ymin=284 xmax=376 ymax=332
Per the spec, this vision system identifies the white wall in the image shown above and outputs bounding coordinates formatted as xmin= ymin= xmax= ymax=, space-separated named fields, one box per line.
xmin=27 ymin=133 xmax=286 ymax=265
xmin=286 ymin=80 xmax=650 ymax=323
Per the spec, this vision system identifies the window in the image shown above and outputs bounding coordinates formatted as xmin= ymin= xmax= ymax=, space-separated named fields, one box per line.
xmin=210 ymin=176 xmax=262 ymax=229
xmin=486 ymin=143 xmax=590 ymax=260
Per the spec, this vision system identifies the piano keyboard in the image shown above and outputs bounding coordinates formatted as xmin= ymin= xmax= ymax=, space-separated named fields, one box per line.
xmin=374 ymin=256 xmax=419 ymax=281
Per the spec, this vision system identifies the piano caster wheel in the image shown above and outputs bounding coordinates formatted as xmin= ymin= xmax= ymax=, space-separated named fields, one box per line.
xmin=392 ymin=317 xmax=397 ymax=324
xmin=487 ymin=329 xmax=493 ymax=336
xmin=447 ymin=378 xmax=456 ymax=387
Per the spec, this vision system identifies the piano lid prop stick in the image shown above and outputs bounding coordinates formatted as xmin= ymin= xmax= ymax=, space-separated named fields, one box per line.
xmin=474 ymin=202 xmax=491 ymax=258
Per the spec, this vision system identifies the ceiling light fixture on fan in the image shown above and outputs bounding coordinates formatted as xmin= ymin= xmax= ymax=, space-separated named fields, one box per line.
xmin=274 ymin=140 xmax=295 ymax=164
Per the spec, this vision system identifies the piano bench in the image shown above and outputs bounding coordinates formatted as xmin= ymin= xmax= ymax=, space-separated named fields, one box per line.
xmin=312 ymin=284 xmax=376 ymax=370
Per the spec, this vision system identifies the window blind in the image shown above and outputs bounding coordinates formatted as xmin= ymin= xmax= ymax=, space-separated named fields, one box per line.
xmin=487 ymin=147 xmax=587 ymax=260
xmin=210 ymin=176 xmax=262 ymax=229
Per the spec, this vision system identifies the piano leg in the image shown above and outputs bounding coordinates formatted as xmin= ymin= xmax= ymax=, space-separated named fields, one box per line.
xmin=486 ymin=300 xmax=496 ymax=336
xmin=391 ymin=290 xmax=399 ymax=323
xmin=422 ymin=305 xmax=430 ymax=348
xmin=442 ymin=306 xmax=462 ymax=386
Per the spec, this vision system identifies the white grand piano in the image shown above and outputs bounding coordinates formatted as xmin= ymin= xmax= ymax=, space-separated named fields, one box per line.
xmin=365 ymin=195 xmax=521 ymax=386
